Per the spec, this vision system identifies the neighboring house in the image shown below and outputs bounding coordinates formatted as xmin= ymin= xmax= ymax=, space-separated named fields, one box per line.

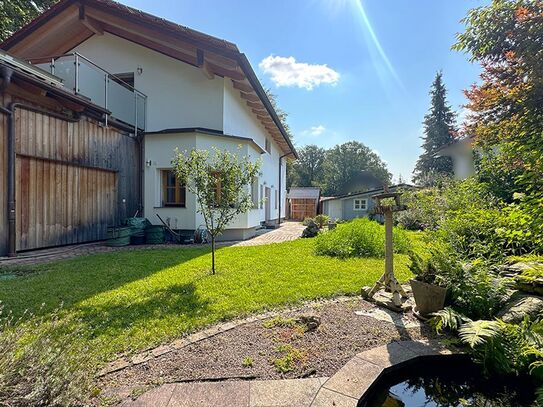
xmin=286 ymin=187 xmax=320 ymax=220
xmin=0 ymin=50 xmax=139 ymax=257
xmin=1 ymin=0 xmax=297 ymax=246
xmin=320 ymin=184 xmax=414 ymax=222
xmin=434 ymin=137 xmax=475 ymax=180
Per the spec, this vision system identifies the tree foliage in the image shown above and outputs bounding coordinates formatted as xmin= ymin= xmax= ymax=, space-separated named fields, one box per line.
xmin=172 ymin=148 xmax=260 ymax=274
xmin=0 ymin=0 xmax=58 ymax=42
xmin=455 ymin=0 xmax=543 ymax=243
xmin=289 ymin=141 xmax=391 ymax=196
xmin=288 ymin=144 xmax=326 ymax=188
xmin=413 ymin=72 xmax=457 ymax=186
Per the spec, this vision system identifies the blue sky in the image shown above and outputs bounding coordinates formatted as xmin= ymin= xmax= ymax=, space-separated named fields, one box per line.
xmin=122 ymin=0 xmax=486 ymax=182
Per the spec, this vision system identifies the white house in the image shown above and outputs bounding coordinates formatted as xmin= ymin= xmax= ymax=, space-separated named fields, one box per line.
xmin=2 ymin=0 xmax=297 ymax=241
xmin=434 ymin=137 xmax=475 ymax=180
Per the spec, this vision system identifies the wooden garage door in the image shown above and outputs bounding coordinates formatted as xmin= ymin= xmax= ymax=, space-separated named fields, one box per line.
xmin=16 ymin=156 xmax=118 ymax=251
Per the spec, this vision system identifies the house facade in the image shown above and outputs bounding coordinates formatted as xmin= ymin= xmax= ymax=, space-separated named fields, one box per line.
xmin=320 ymin=184 xmax=414 ymax=222
xmin=434 ymin=137 xmax=475 ymax=180
xmin=1 ymin=0 xmax=297 ymax=245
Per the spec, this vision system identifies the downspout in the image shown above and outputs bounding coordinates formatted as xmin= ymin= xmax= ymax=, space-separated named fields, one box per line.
xmin=277 ymin=152 xmax=290 ymax=225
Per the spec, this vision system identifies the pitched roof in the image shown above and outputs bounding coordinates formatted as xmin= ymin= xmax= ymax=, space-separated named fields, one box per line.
xmin=287 ymin=187 xmax=321 ymax=200
xmin=320 ymin=184 xmax=416 ymax=201
xmin=1 ymin=0 xmax=297 ymax=158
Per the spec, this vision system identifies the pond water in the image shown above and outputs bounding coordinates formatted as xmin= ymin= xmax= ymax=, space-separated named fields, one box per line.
xmin=360 ymin=356 xmax=536 ymax=407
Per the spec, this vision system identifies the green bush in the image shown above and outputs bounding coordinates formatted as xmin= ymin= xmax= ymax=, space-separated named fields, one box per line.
xmin=314 ymin=214 xmax=330 ymax=228
xmin=314 ymin=218 xmax=411 ymax=259
xmin=0 ymin=306 xmax=95 ymax=406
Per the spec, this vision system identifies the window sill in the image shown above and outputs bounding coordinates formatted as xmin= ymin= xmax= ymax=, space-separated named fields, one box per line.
xmin=154 ymin=206 xmax=187 ymax=209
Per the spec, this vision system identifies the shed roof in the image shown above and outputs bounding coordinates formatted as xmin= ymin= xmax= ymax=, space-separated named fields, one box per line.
xmin=320 ymin=184 xmax=416 ymax=202
xmin=287 ymin=187 xmax=321 ymax=200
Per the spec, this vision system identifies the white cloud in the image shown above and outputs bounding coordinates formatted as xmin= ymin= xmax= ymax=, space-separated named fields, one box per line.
xmin=301 ymin=125 xmax=327 ymax=137
xmin=259 ymin=55 xmax=340 ymax=90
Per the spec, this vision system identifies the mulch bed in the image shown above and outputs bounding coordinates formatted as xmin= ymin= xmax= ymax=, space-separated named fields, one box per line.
xmin=99 ymin=297 xmax=437 ymax=401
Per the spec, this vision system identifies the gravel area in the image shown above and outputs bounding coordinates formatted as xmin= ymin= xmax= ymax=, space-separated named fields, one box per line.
xmin=100 ymin=297 xmax=436 ymax=398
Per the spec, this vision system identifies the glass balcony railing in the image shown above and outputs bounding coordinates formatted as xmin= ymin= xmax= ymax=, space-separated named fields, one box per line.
xmin=34 ymin=52 xmax=147 ymax=131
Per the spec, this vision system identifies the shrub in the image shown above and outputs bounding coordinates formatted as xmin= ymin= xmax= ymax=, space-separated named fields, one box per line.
xmin=302 ymin=217 xmax=314 ymax=226
xmin=314 ymin=218 xmax=411 ymax=259
xmin=0 ymin=306 xmax=95 ymax=406
xmin=314 ymin=214 xmax=330 ymax=228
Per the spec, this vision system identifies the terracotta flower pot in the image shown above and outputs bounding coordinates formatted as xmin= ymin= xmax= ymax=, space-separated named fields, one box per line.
xmin=410 ymin=279 xmax=447 ymax=318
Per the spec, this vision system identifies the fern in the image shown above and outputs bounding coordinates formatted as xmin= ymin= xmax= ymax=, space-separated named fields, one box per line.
xmin=429 ymin=307 xmax=472 ymax=334
xmin=459 ymin=320 xmax=502 ymax=348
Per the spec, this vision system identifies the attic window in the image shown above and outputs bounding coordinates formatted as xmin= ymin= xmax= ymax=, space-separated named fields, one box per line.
xmin=265 ymin=138 xmax=271 ymax=154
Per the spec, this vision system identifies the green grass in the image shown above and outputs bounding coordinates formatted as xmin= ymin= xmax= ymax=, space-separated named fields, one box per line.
xmin=0 ymin=235 xmax=424 ymax=363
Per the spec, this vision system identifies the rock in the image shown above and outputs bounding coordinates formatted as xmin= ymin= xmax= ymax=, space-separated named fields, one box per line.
xmin=499 ymin=262 xmax=543 ymax=277
xmin=301 ymin=220 xmax=319 ymax=238
xmin=296 ymin=315 xmax=321 ymax=332
xmin=497 ymin=292 xmax=543 ymax=323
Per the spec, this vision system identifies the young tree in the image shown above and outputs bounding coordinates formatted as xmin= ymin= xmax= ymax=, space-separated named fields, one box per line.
xmin=0 ymin=0 xmax=58 ymax=41
xmin=172 ymin=148 xmax=260 ymax=274
xmin=413 ymin=72 xmax=456 ymax=186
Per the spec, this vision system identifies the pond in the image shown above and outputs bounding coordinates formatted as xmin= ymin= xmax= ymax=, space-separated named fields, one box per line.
xmin=360 ymin=356 xmax=536 ymax=407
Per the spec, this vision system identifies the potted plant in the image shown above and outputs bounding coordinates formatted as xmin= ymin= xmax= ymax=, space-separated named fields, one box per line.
xmin=409 ymin=251 xmax=448 ymax=319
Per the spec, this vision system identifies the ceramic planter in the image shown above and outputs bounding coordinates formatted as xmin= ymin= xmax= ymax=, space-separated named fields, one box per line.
xmin=410 ymin=279 xmax=447 ymax=318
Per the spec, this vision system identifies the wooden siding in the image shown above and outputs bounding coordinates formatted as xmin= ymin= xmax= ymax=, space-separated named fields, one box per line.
xmin=0 ymin=93 xmax=8 ymax=255
xmin=288 ymin=198 xmax=317 ymax=221
xmin=0 ymin=98 xmax=140 ymax=254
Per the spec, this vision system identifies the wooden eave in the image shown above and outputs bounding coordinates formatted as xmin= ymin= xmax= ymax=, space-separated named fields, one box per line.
xmin=1 ymin=0 xmax=297 ymax=158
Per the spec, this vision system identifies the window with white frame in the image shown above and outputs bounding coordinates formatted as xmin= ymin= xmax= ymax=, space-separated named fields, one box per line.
xmin=265 ymin=138 xmax=271 ymax=154
xmin=353 ymin=198 xmax=367 ymax=211
xmin=259 ymin=185 xmax=264 ymax=209
xmin=251 ymin=177 xmax=259 ymax=208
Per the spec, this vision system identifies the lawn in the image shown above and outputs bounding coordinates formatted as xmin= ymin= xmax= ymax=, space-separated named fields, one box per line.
xmin=0 ymin=235 xmax=423 ymax=363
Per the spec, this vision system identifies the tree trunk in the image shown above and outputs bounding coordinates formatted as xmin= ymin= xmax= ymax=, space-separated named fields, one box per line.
xmin=211 ymin=235 xmax=216 ymax=275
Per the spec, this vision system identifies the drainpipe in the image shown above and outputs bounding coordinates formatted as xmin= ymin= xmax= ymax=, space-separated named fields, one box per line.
xmin=277 ymin=152 xmax=290 ymax=225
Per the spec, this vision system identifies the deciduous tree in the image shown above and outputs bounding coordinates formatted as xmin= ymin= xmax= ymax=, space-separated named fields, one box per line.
xmin=172 ymin=148 xmax=260 ymax=274
xmin=0 ymin=0 xmax=57 ymax=42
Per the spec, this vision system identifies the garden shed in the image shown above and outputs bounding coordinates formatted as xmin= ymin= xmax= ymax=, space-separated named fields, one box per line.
xmin=0 ymin=51 xmax=141 ymax=256
xmin=286 ymin=187 xmax=320 ymax=220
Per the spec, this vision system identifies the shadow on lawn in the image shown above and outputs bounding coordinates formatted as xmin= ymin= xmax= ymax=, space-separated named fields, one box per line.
xmin=78 ymin=282 xmax=211 ymax=344
xmin=0 ymin=247 xmax=212 ymax=319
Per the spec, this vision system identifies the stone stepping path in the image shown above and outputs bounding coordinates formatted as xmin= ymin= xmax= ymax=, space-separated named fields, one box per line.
xmin=122 ymin=340 xmax=456 ymax=406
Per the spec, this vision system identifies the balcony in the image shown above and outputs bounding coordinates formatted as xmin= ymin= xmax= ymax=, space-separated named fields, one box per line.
xmin=34 ymin=52 xmax=146 ymax=131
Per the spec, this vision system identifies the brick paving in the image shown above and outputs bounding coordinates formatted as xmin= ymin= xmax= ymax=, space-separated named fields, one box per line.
xmin=231 ymin=222 xmax=305 ymax=247
xmin=0 ymin=222 xmax=304 ymax=267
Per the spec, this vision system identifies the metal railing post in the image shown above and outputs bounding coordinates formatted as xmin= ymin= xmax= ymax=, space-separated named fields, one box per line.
xmin=104 ymin=73 xmax=108 ymax=127
xmin=74 ymin=53 xmax=79 ymax=94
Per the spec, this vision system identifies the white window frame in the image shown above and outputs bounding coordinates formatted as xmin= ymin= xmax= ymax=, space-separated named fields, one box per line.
xmin=353 ymin=198 xmax=367 ymax=211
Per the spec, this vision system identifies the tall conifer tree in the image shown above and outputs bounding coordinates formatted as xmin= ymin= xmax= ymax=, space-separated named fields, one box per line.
xmin=413 ymin=72 xmax=456 ymax=185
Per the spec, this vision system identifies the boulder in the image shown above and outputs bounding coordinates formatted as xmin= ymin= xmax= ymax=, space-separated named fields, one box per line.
xmin=497 ymin=292 xmax=543 ymax=323
xmin=301 ymin=220 xmax=319 ymax=238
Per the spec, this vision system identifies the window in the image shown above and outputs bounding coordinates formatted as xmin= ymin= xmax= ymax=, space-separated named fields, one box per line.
xmin=251 ymin=177 xmax=259 ymax=208
xmin=353 ymin=198 xmax=367 ymax=211
xmin=162 ymin=170 xmax=186 ymax=207
xmin=275 ymin=189 xmax=278 ymax=210
xmin=265 ymin=138 xmax=271 ymax=154
xmin=259 ymin=185 xmax=264 ymax=209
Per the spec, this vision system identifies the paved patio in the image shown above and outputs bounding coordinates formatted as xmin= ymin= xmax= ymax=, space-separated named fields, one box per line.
xmin=121 ymin=340 xmax=455 ymax=406
xmin=231 ymin=222 xmax=305 ymax=247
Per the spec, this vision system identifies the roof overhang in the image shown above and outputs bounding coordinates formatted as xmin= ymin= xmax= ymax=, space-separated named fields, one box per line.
xmin=1 ymin=0 xmax=297 ymax=158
